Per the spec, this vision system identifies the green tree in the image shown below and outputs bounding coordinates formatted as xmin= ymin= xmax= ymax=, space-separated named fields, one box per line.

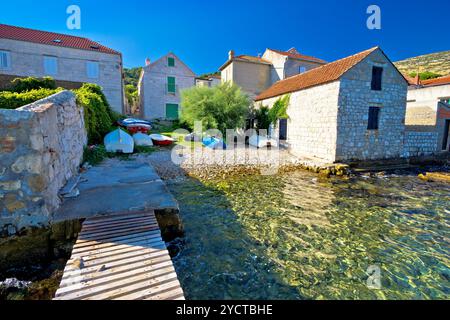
xmin=180 ymin=82 xmax=250 ymax=134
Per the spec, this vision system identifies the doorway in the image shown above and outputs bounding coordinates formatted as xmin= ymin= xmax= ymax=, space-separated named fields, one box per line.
xmin=442 ymin=120 xmax=450 ymax=151
xmin=279 ymin=119 xmax=287 ymax=141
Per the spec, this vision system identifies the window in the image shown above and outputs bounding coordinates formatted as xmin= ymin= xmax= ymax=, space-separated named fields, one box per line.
xmin=371 ymin=66 xmax=383 ymax=91
xmin=166 ymin=104 xmax=179 ymax=119
xmin=299 ymin=66 xmax=306 ymax=74
xmin=167 ymin=77 xmax=176 ymax=94
xmin=0 ymin=51 xmax=11 ymax=69
xmin=168 ymin=57 xmax=175 ymax=67
xmin=87 ymin=61 xmax=99 ymax=79
xmin=368 ymin=106 xmax=380 ymax=130
xmin=43 ymin=56 xmax=58 ymax=75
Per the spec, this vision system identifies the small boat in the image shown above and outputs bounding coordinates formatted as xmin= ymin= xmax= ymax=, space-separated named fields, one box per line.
xmin=149 ymin=134 xmax=174 ymax=146
xmin=133 ymin=133 xmax=153 ymax=147
xmin=249 ymin=135 xmax=278 ymax=148
xmin=184 ymin=133 xmax=202 ymax=142
xmin=104 ymin=129 xmax=134 ymax=154
xmin=202 ymin=136 xmax=227 ymax=150
xmin=118 ymin=118 xmax=152 ymax=134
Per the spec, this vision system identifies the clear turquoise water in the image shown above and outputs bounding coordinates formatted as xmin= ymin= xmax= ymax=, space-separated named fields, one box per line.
xmin=167 ymin=170 xmax=450 ymax=300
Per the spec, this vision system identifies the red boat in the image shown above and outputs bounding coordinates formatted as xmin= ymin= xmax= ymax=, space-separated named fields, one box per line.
xmin=149 ymin=134 xmax=174 ymax=146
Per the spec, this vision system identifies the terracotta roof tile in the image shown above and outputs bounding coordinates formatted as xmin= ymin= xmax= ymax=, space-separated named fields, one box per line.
xmin=255 ymin=47 xmax=379 ymax=101
xmin=268 ymin=48 xmax=327 ymax=64
xmin=421 ymin=75 xmax=450 ymax=86
xmin=0 ymin=24 xmax=121 ymax=55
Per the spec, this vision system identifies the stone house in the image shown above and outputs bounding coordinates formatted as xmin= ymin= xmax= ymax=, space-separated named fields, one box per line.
xmin=0 ymin=24 xmax=125 ymax=114
xmin=196 ymin=73 xmax=221 ymax=88
xmin=138 ymin=53 xmax=196 ymax=120
xmin=220 ymin=48 xmax=326 ymax=99
xmin=404 ymin=75 xmax=450 ymax=154
xmin=255 ymin=47 xmax=409 ymax=163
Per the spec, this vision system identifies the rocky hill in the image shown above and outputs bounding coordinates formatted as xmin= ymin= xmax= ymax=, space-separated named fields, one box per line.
xmin=395 ymin=51 xmax=450 ymax=77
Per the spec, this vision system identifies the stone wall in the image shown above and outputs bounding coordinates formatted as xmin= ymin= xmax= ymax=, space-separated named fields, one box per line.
xmin=0 ymin=38 xmax=124 ymax=113
xmin=260 ymin=81 xmax=341 ymax=162
xmin=403 ymin=130 xmax=439 ymax=157
xmin=336 ymin=50 xmax=408 ymax=161
xmin=0 ymin=90 xmax=87 ymax=236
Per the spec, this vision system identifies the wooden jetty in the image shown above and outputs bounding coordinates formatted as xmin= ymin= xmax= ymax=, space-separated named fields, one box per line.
xmin=54 ymin=211 xmax=184 ymax=300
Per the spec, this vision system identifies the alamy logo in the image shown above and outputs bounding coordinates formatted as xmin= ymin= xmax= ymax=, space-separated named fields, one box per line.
xmin=367 ymin=5 xmax=381 ymax=30
xmin=66 ymin=5 xmax=81 ymax=30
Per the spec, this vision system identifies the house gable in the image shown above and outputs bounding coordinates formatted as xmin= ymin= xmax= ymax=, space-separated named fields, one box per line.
xmin=143 ymin=52 xmax=196 ymax=78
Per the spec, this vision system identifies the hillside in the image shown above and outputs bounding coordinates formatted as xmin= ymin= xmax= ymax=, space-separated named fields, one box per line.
xmin=394 ymin=51 xmax=450 ymax=77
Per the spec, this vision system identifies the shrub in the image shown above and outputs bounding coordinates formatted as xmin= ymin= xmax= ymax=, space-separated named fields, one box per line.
xmin=0 ymin=88 xmax=62 ymax=109
xmin=10 ymin=76 xmax=56 ymax=93
xmin=268 ymin=95 xmax=290 ymax=127
xmin=180 ymin=82 xmax=250 ymax=134
xmin=252 ymin=105 xmax=271 ymax=131
xmin=74 ymin=84 xmax=116 ymax=144
xmin=83 ymin=145 xmax=108 ymax=166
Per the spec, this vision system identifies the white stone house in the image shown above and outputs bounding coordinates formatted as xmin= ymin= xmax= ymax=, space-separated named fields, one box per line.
xmin=196 ymin=74 xmax=221 ymax=88
xmin=138 ymin=53 xmax=196 ymax=120
xmin=255 ymin=47 xmax=410 ymax=163
xmin=0 ymin=24 xmax=125 ymax=114
xmin=220 ymin=48 xmax=326 ymax=99
xmin=404 ymin=75 xmax=450 ymax=154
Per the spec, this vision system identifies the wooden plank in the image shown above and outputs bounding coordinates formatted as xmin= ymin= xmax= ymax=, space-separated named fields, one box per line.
xmin=59 ymin=258 xmax=174 ymax=289
xmin=71 ymin=235 xmax=163 ymax=257
xmin=83 ymin=212 xmax=155 ymax=225
xmin=77 ymin=225 xmax=160 ymax=242
xmin=78 ymin=222 xmax=158 ymax=240
xmin=73 ymin=229 xmax=161 ymax=250
xmin=55 ymin=211 xmax=184 ymax=300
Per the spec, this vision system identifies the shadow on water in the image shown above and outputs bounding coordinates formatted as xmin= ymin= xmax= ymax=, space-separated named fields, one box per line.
xmin=167 ymin=169 xmax=450 ymax=300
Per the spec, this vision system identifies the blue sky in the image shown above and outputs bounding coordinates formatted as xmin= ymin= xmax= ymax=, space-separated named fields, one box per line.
xmin=1 ymin=0 xmax=449 ymax=74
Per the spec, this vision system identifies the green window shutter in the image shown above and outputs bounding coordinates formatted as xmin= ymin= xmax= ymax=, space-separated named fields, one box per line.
xmin=168 ymin=57 xmax=175 ymax=67
xmin=166 ymin=104 xmax=179 ymax=119
xmin=167 ymin=77 xmax=176 ymax=93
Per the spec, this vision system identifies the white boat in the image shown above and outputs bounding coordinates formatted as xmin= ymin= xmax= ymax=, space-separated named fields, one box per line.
xmin=133 ymin=133 xmax=153 ymax=147
xmin=104 ymin=129 xmax=134 ymax=154
xmin=249 ymin=135 xmax=278 ymax=148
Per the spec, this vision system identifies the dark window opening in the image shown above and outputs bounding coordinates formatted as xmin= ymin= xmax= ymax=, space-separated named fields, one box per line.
xmin=443 ymin=120 xmax=450 ymax=151
xmin=368 ymin=106 xmax=380 ymax=130
xmin=371 ymin=66 xmax=383 ymax=91
xmin=279 ymin=119 xmax=288 ymax=140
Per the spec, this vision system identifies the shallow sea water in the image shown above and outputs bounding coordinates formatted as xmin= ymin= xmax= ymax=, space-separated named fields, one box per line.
xmin=168 ymin=170 xmax=450 ymax=300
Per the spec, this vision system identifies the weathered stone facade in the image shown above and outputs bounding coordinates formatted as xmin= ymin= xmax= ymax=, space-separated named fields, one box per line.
xmin=336 ymin=50 xmax=408 ymax=161
xmin=139 ymin=53 xmax=196 ymax=120
xmin=0 ymin=91 xmax=87 ymax=235
xmin=220 ymin=48 xmax=326 ymax=100
xmin=403 ymin=130 xmax=439 ymax=157
xmin=258 ymin=48 xmax=410 ymax=163
xmin=0 ymin=38 xmax=124 ymax=114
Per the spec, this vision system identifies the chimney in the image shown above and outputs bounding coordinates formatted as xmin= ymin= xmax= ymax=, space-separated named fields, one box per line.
xmin=228 ymin=50 xmax=235 ymax=60
xmin=145 ymin=57 xmax=151 ymax=66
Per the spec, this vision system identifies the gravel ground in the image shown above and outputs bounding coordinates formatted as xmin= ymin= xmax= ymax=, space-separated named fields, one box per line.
xmin=134 ymin=145 xmax=342 ymax=181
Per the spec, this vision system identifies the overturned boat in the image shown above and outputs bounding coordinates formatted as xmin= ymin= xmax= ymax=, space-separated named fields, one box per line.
xmin=118 ymin=118 xmax=152 ymax=134
xmin=149 ymin=134 xmax=175 ymax=146
xmin=104 ymin=129 xmax=134 ymax=154
xmin=133 ymin=132 xmax=154 ymax=147
xmin=249 ymin=135 xmax=278 ymax=148
xmin=202 ymin=136 xmax=227 ymax=150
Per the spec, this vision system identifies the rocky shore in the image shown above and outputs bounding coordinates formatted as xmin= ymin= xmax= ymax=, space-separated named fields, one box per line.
xmin=135 ymin=146 xmax=350 ymax=181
